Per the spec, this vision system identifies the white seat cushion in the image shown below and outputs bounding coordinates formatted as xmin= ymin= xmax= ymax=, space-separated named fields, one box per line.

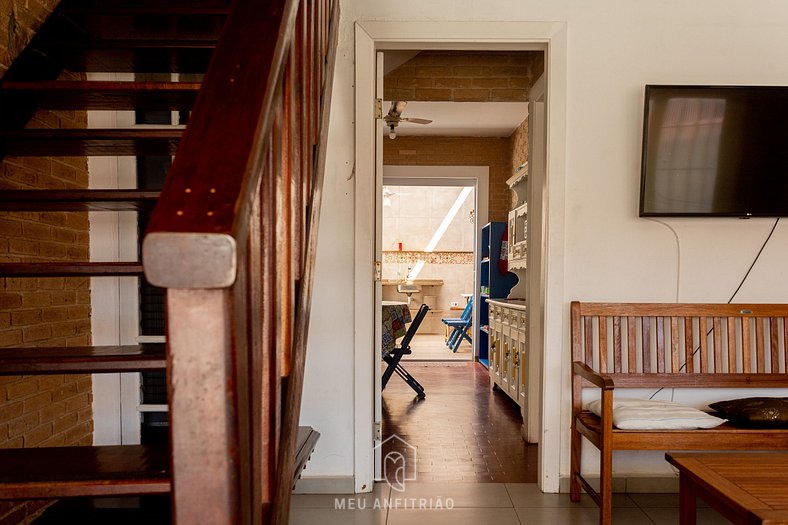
xmin=585 ymin=398 xmax=726 ymax=430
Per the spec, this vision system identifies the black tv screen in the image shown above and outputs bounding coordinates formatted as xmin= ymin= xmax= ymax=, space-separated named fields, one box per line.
xmin=640 ymin=85 xmax=788 ymax=217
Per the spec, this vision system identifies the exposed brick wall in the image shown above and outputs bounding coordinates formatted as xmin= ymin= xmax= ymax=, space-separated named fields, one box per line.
xmin=0 ymin=3 xmax=94 ymax=524
xmin=511 ymin=117 xmax=529 ymax=172
xmin=384 ymin=51 xmax=544 ymax=102
xmin=0 ymin=0 xmax=60 ymax=78
xmin=383 ymin=136 xmax=513 ymax=222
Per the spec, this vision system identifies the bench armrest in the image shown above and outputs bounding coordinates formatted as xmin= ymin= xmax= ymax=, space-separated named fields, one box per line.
xmin=573 ymin=361 xmax=615 ymax=391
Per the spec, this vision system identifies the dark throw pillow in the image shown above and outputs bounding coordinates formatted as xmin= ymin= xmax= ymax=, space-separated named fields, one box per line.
xmin=708 ymin=397 xmax=788 ymax=429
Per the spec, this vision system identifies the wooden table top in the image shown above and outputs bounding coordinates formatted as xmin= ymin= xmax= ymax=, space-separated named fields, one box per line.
xmin=667 ymin=452 xmax=788 ymax=524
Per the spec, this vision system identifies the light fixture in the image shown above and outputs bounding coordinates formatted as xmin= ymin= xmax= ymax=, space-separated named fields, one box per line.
xmin=389 ymin=124 xmax=396 ymax=139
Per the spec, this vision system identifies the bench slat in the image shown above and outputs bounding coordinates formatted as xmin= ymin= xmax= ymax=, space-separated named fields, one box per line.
xmin=684 ymin=317 xmax=694 ymax=373
xmin=574 ymin=303 xmax=788 ymax=317
xmin=742 ymin=317 xmax=751 ymax=373
xmin=599 ymin=316 xmax=608 ymax=374
xmin=613 ymin=317 xmax=622 ymax=373
xmin=670 ymin=317 xmax=680 ymax=372
xmin=713 ymin=317 xmax=723 ymax=373
xmin=642 ymin=317 xmax=651 ymax=373
xmin=601 ymin=372 xmax=788 ymax=388
xmin=656 ymin=317 xmax=665 ymax=373
xmin=699 ymin=317 xmax=708 ymax=373
xmin=627 ymin=316 xmax=636 ymax=373
xmin=576 ymin=412 xmax=788 ymax=451
xmin=770 ymin=317 xmax=780 ymax=373
xmin=784 ymin=317 xmax=788 ymax=374
xmin=584 ymin=317 xmax=593 ymax=366
xmin=727 ymin=317 xmax=736 ymax=373
xmin=756 ymin=318 xmax=765 ymax=373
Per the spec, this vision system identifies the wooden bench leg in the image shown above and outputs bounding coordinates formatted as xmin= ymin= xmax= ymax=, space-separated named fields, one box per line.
xmin=599 ymin=443 xmax=613 ymax=525
xmin=570 ymin=421 xmax=581 ymax=502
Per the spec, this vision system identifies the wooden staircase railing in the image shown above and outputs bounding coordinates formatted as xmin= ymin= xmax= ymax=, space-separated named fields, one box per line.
xmin=0 ymin=0 xmax=336 ymax=521
xmin=143 ymin=0 xmax=337 ymax=523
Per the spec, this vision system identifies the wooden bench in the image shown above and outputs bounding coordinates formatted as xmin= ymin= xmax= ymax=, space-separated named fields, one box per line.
xmin=570 ymin=302 xmax=788 ymax=525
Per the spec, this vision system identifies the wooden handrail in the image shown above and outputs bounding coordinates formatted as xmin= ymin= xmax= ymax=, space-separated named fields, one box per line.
xmin=143 ymin=0 xmax=299 ymax=288
xmin=141 ymin=0 xmax=338 ymax=523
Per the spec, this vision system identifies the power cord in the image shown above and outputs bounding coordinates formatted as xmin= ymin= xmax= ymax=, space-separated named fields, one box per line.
xmin=645 ymin=218 xmax=681 ymax=302
xmin=648 ymin=217 xmax=780 ymax=400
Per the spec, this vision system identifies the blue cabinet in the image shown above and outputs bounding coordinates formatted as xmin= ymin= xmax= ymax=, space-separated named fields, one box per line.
xmin=477 ymin=222 xmax=518 ymax=367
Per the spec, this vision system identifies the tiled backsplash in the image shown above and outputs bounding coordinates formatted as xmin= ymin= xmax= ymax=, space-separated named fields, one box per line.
xmin=383 ymin=250 xmax=474 ymax=265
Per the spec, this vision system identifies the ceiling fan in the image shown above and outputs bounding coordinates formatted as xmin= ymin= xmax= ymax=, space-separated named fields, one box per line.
xmin=384 ymin=100 xmax=432 ymax=139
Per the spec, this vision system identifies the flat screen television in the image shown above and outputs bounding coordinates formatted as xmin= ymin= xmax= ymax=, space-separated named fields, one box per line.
xmin=639 ymin=85 xmax=788 ymax=217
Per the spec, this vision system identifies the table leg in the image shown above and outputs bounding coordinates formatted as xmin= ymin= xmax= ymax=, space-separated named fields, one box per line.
xmin=679 ymin=473 xmax=697 ymax=525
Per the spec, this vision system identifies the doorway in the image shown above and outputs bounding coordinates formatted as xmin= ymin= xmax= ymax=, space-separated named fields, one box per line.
xmin=381 ymin=170 xmax=485 ymax=362
xmin=354 ymin=21 xmax=568 ymax=494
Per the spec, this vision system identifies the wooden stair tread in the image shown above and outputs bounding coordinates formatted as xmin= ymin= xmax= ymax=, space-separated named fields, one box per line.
xmin=1 ymin=81 xmax=201 ymax=111
xmin=0 ymin=189 xmax=159 ymax=211
xmin=293 ymin=426 xmax=319 ymax=486
xmin=0 ymin=129 xmax=182 ymax=157
xmin=61 ymin=5 xmax=230 ymax=15
xmin=32 ymin=45 xmax=214 ymax=74
xmin=50 ymin=39 xmax=219 ymax=49
xmin=0 ymin=444 xmax=170 ymax=499
xmin=63 ymin=0 xmax=231 ymax=12
xmin=0 ymin=262 xmax=143 ymax=277
xmin=0 ymin=344 xmax=165 ymax=374
xmin=56 ymin=12 xmax=227 ymax=42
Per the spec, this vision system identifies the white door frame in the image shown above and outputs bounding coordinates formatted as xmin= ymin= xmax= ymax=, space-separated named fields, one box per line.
xmin=354 ymin=20 xmax=568 ymax=493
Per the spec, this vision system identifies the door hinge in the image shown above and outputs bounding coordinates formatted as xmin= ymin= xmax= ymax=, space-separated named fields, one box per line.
xmin=374 ymin=421 xmax=382 ymax=441
xmin=374 ymin=261 xmax=382 ymax=282
xmin=375 ymin=98 xmax=383 ymax=119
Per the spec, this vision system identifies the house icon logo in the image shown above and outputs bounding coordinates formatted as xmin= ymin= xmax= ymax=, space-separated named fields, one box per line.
xmin=375 ymin=435 xmax=417 ymax=492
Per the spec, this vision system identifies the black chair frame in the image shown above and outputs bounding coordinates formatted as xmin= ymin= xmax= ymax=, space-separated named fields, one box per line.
xmin=382 ymin=303 xmax=429 ymax=399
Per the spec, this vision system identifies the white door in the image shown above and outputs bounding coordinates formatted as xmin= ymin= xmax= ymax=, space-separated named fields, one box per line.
xmin=525 ymin=73 xmax=546 ymax=444
xmin=373 ymin=51 xmax=385 ymax=479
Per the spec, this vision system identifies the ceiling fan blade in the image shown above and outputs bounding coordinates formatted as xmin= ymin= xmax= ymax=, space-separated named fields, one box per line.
xmin=401 ymin=117 xmax=432 ymax=125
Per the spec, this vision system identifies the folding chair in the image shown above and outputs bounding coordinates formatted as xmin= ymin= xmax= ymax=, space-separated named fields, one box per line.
xmin=442 ymin=296 xmax=473 ymax=352
xmin=382 ymin=303 xmax=429 ymax=399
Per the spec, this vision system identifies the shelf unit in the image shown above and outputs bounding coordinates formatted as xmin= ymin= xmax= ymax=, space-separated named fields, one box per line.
xmin=477 ymin=222 xmax=518 ymax=367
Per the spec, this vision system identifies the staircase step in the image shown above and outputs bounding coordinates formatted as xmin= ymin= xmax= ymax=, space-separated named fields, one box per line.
xmin=0 ymin=444 xmax=170 ymax=499
xmin=0 ymin=129 xmax=182 ymax=157
xmin=35 ymin=40 xmax=216 ymax=74
xmin=63 ymin=0 xmax=231 ymax=10
xmin=0 ymin=190 xmax=159 ymax=211
xmin=56 ymin=10 xmax=227 ymax=42
xmin=0 ymin=344 xmax=165 ymax=374
xmin=33 ymin=496 xmax=171 ymax=525
xmin=0 ymin=81 xmax=201 ymax=112
xmin=0 ymin=262 xmax=143 ymax=277
xmin=293 ymin=426 xmax=320 ymax=487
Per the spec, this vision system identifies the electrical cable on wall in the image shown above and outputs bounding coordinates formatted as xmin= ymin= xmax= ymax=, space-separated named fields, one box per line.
xmin=645 ymin=218 xmax=681 ymax=302
xmin=649 ymin=217 xmax=781 ymax=400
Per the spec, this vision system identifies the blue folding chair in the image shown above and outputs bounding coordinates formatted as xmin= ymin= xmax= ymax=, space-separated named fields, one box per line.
xmin=441 ymin=296 xmax=473 ymax=352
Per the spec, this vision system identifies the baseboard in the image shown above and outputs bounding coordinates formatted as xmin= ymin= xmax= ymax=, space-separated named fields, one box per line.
xmin=293 ymin=475 xmax=356 ymax=494
xmin=558 ymin=475 xmax=679 ymax=494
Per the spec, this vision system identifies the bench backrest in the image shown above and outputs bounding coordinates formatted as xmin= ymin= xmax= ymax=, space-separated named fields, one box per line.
xmin=571 ymin=301 xmax=788 ymax=388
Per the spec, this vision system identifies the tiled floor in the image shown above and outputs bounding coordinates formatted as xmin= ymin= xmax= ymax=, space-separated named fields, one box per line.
xmin=381 ymin=362 xmax=536 ymax=482
xmin=289 ymin=483 xmax=733 ymax=524
xmin=300 ymin=359 xmax=734 ymax=525
xmin=402 ymin=334 xmax=472 ymax=361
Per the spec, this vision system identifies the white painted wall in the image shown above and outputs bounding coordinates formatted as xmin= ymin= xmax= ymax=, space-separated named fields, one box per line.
xmin=301 ymin=0 xmax=788 ymax=489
